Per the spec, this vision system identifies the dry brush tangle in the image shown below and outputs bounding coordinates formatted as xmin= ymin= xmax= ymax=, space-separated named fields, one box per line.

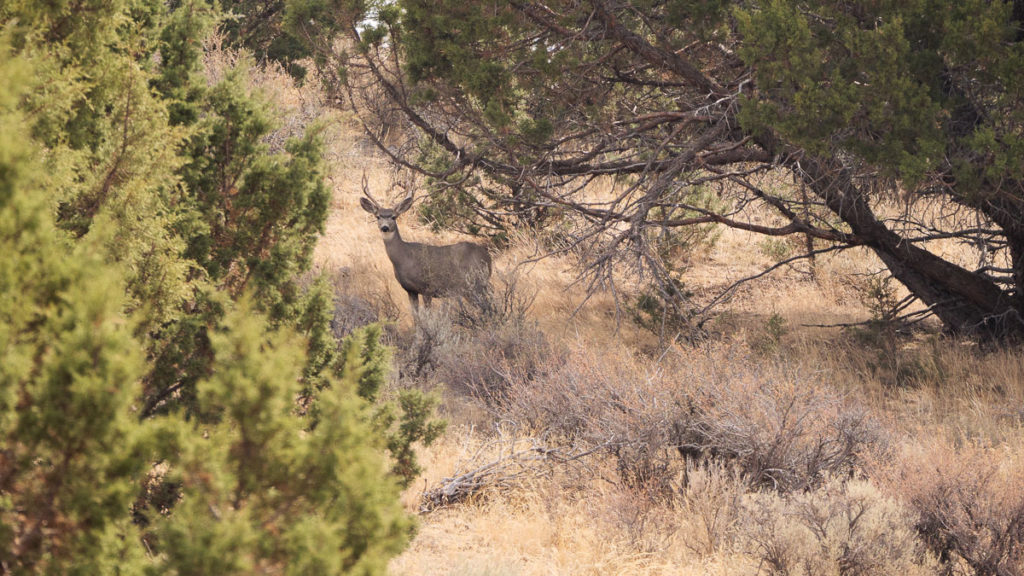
xmin=503 ymin=344 xmax=885 ymax=493
xmin=416 ymin=342 xmax=886 ymax=512
xmin=420 ymin=431 xmax=607 ymax=512
xmin=881 ymin=439 xmax=1024 ymax=576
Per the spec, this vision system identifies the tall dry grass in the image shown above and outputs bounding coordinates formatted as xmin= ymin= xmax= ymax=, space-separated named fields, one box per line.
xmin=386 ymin=327 xmax=1024 ymax=575
xmin=223 ymin=40 xmax=1024 ymax=575
xmin=331 ymin=167 xmax=1023 ymax=576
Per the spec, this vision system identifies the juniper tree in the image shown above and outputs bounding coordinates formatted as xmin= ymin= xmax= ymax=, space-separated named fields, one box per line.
xmin=291 ymin=0 xmax=1024 ymax=340
xmin=220 ymin=0 xmax=310 ymax=79
xmin=0 ymin=0 xmax=421 ymax=571
xmin=0 ymin=40 xmax=156 ymax=572
xmin=146 ymin=305 xmax=410 ymax=576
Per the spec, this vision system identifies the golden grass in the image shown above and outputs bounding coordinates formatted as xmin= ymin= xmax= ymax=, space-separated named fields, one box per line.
xmin=389 ymin=446 xmax=741 ymax=576
xmin=303 ymin=156 xmax=1024 ymax=574
xmin=253 ymin=52 xmax=1024 ymax=573
xmin=311 ymin=171 xmax=1024 ymax=574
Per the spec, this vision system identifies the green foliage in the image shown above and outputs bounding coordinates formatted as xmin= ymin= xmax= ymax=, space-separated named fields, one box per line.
xmin=0 ymin=1 xmax=423 ymax=572
xmin=7 ymin=0 xmax=193 ymax=335
xmin=376 ymin=389 xmax=447 ymax=487
xmin=152 ymin=0 xmax=218 ymax=126
xmin=148 ymin=302 xmax=411 ymax=575
xmin=629 ymin=277 xmax=697 ymax=340
xmin=0 ymin=45 xmax=153 ymax=572
xmin=735 ymin=0 xmax=1022 ymax=187
xmin=417 ymin=182 xmax=486 ymax=234
xmin=176 ymin=63 xmax=329 ymax=313
xmin=125 ymin=0 xmax=331 ymax=419
xmin=400 ymin=1 xmax=513 ymax=92
xmin=337 ymin=324 xmax=391 ymax=402
xmin=283 ymin=0 xmax=365 ymax=51
xmin=663 ymin=0 xmax=729 ymax=36
xmin=296 ymin=275 xmax=341 ymax=391
xmin=220 ymin=0 xmax=311 ymax=80
xmin=860 ymin=274 xmax=903 ymax=327
xmin=336 ymin=325 xmax=447 ymax=487
xmin=136 ymin=21 xmax=330 ymax=418
xmin=752 ymin=312 xmax=788 ymax=356
xmin=758 ymin=237 xmax=792 ymax=261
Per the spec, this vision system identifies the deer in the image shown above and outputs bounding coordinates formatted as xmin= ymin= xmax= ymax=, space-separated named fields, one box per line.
xmin=359 ymin=179 xmax=492 ymax=313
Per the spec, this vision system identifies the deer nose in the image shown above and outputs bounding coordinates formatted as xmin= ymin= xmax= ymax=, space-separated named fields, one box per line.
xmin=380 ymin=224 xmax=392 ymax=233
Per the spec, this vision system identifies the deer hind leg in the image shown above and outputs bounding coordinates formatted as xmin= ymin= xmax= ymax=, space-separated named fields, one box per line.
xmin=422 ymin=295 xmax=433 ymax=308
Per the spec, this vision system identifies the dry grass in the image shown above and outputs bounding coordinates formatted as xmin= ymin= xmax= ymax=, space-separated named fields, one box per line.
xmin=877 ymin=438 xmax=1024 ymax=575
xmin=313 ymin=165 xmax=1024 ymax=574
xmin=350 ymin=209 xmax=1024 ymax=575
xmin=226 ymin=43 xmax=1024 ymax=574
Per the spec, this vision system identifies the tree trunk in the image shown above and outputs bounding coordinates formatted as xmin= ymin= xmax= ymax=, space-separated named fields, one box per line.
xmin=793 ymin=151 xmax=1024 ymax=339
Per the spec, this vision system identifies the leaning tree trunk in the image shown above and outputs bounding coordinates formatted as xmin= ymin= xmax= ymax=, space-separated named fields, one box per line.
xmin=972 ymin=192 xmax=1024 ymax=325
xmin=792 ymin=151 xmax=1024 ymax=340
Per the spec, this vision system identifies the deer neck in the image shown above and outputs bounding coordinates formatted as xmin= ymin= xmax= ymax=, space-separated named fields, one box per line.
xmin=382 ymin=228 xmax=406 ymax=258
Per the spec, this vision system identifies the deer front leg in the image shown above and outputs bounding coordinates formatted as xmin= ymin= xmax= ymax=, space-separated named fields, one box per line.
xmin=422 ymin=295 xmax=433 ymax=308
xmin=407 ymin=291 xmax=420 ymax=312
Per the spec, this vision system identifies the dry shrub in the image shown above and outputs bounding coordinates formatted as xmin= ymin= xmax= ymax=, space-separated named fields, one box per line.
xmin=426 ymin=270 xmax=551 ymax=402
xmin=397 ymin=306 xmax=463 ymax=379
xmin=318 ymin=265 xmax=399 ymax=339
xmin=494 ymin=345 xmax=681 ymax=499
xmin=677 ymin=360 xmax=885 ymax=492
xmin=883 ymin=439 xmax=1024 ymax=576
xmin=784 ymin=332 xmax=1024 ymax=446
xmin=377 ymin=266 xmax=552 ymax=435
xmin=677 ymin=460 xmax=746 ymax=556
xmin=820 ymin=330 xmax=1024 ymax=398
xmin=602 ymin=482 xmax=679 ymax=555
xmin=451 ymin=266 xmax=536 ymax=329
xmin=450 ymin=315 xmax=550 ymax=403
xmin=420 ymin=428 xmax=598 ymax=512
xmin=741 ymin=478 xmax=938 ymax=575
xmin=500 ymin=344 xmax=885 ymax=494
xmin=442 ymin=561 xmax=520 ymax=576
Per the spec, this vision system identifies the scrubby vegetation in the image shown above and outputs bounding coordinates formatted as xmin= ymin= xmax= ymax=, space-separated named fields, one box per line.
xmin=0 ymin=1 xmax=432 ymax=572
xmin=374 ymin=289 xmax=1024 ymax=575
xmin=316 ymin=222 xmax=1024 ymax=574
xmin=6 ymin=1 xmax=1024 ymax=575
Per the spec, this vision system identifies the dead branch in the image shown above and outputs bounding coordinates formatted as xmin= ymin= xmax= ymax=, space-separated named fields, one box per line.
xmin=420 ymin=435 xmax=609 ymax=513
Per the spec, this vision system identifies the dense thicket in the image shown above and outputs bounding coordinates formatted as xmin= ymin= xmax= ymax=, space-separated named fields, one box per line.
xmin=0 ymin=0 xmax=415 ymax=572
xmin=289 ymin=0 xmax=1024 ymax=341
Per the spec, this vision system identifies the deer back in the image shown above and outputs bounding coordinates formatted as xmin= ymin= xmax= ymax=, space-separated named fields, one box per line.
xmin=386 ymin=239 xmax=491 ymax=297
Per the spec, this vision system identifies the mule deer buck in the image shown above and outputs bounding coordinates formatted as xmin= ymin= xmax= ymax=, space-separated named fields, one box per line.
xmin=360 ymin=180 xmax=492 ymax=313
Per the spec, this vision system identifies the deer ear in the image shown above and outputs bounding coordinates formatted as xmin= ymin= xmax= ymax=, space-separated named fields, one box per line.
xmin=395 ymin=195 xmax=415 ymax=215
xmin=359 ymin=197 xmax=378 ymax=215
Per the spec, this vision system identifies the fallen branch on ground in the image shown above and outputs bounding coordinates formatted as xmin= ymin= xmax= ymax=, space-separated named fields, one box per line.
xmin=420 ymin=434 xmax=609 ymax=513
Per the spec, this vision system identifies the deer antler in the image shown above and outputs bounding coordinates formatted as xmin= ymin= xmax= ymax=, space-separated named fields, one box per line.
xmin=361 ymin=172 xmax=382 ymax=209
